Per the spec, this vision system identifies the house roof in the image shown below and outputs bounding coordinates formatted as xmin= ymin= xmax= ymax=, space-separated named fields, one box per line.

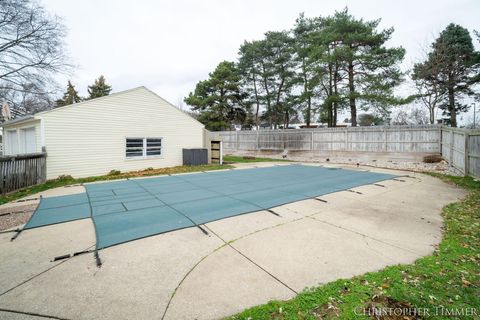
xmin=0 ymin=115 xmax=35 ymax=127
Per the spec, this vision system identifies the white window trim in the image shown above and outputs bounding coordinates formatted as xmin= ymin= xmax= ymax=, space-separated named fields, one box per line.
xmin=125 ymin=137 xmax=163 ymax=160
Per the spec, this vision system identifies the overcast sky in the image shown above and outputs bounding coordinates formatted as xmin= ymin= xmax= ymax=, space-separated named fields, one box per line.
xmin=43 ymin=0 xmax=479 ymax=122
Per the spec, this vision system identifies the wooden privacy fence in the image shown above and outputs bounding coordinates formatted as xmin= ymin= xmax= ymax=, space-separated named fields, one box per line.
xmin=214 ymin=125 xmax=442 ymax=154
xmin=211 ymin=125 xmax=480 ymax=178
xmin=441 ymin=128 xmax=480 ymax=179
xmin=0 ymin=153 xmax=47 ymax=195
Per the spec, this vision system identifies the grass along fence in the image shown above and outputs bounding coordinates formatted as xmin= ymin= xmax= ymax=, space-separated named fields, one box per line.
xmin=211 ymin=125 xmax=480 ymax=178
xmin=0 ymin=153 xmax=47 ymax=195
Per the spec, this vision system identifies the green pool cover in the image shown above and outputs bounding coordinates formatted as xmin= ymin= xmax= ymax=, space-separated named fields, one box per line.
xmin=23 ymin=165 xmax=396 ymax=249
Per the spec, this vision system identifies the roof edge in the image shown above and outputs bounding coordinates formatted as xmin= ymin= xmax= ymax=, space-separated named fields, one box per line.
xmin=141 ymin=87 xmax=205 ymax=128
xmin=34 ymin=86 xmax=147 ymax=117
xmin=0 ymin=115 xmax=36 ymax=127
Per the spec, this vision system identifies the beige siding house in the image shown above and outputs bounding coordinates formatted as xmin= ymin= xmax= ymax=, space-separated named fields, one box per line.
xmin=1 ymin=87 xmax=205 ymax=179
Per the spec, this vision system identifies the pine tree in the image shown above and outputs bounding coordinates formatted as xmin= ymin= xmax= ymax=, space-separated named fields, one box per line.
xmin=56 ymin=81 xmax=81 ymax=107
xmin=184 ymin=61 xmax=247 ymax=131
xmin=87 ymin=75 xmax=112 ymax=100
xmin=327 ymin=9 xmax=405 ymax=126
xmin=415 ymin=24 xmax=480 ymax=127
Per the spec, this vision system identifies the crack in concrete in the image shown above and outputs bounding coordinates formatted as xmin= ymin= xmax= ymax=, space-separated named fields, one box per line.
xmin=0 ymin=308 xmax=74 ymax=320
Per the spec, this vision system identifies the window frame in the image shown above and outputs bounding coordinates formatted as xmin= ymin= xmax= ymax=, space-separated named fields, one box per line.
xmin=125 ymin=137 xmax=163 ymax=160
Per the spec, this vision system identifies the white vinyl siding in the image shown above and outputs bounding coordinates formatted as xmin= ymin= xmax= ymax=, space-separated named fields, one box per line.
xmin=36 ymin=87 xmax=204 ymax=179
xmin=126 ymin=137 xmax=162 ymax=158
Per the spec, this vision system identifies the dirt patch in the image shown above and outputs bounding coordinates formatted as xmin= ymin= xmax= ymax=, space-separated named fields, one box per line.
xmin=311 ymin=301 xmax=341 ymax=319
xmin=365 ymin=295 xmax=424 ymax=320
xmin=423 ymin=154 xmax=442 ymax=163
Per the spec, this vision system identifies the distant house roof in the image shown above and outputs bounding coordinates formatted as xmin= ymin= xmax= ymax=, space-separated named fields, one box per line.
xmin=0 ymin=115 xmax=35 ymax=127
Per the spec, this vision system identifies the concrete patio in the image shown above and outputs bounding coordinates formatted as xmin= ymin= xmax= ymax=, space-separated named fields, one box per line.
xmin=0 ymin=163 xmax=466 ymax=320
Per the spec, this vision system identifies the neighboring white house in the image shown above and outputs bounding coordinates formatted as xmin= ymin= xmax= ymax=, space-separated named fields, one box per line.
xmin=1 ymin=86 xmax=206 ymax=179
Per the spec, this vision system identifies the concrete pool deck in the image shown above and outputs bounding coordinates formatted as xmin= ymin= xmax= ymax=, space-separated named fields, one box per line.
xmin=0 ymin=162 xmax=466 ymax=320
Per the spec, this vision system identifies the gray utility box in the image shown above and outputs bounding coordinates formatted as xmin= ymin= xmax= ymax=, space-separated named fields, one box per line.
xmin=183 ymin=148 xmax=208 ymax=166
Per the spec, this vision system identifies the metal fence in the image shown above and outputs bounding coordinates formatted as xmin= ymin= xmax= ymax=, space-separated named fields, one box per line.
xmin=0 ymin=153 xmax=47 ymax=195
xmin=210 ymin=125 xmax=480 ymax=178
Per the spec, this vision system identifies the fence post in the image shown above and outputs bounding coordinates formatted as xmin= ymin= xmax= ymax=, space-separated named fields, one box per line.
xmin=235 ymin=131 xmax=239 ymax=151
xmin=345 ymin=128 xmax=349 ymax=151
xmin=256 ymin=130 xmax=260 ymax=150
xmin=384 ymin=127 xmax=388 ymax=152
xmin=464 ymin=132 xmax=469 ymax=176
xmin=311 ymin=131 xmax=314 ymax=150
xmin=450 ymin=129 xmax=454 ymax=168
xmin=439 ymin=125 xmax=443 ymax=154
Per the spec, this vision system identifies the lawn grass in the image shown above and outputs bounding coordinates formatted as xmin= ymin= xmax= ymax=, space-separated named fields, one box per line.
xmin=224 ymin=155 xmax=292 ymax=163
xmin=0 ymin=164 xmax=233 ymax=205
xmin=229 ymin=174 xmax=479 ymax=319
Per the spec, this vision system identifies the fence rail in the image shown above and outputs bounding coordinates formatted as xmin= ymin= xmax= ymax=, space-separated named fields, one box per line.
xmin=0 ymin=153 xmax=47 ymax=195
xmin=210 ymin=125 xmax=480 ymax=178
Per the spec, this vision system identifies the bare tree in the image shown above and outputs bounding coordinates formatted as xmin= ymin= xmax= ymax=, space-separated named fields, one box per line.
xmin=412 ymin=38 xmax=445 ymax=124
xmin=0 ymin=0 xmax=71 ymax=117
xmin=410 ymin=107 xmax=429 ymax=125
xmin=391 ymin=110 xmax=409 ymax=125
xmin=413 ymin=76 xmax=442 ymax=124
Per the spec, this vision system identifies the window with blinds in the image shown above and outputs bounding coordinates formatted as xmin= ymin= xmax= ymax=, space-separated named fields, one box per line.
xmin=126 ymin=137 xmax=162 ymax=158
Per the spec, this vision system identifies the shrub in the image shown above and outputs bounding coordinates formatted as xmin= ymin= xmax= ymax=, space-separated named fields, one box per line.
xmin=107 ymin=169 xmax=121 ymax=176
xmin=55 ymin=175 xmax=74 ymax=181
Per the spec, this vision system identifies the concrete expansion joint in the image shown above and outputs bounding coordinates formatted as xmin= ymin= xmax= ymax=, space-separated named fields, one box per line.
xmin=362 ymin=238 xmax=399 ymax=263
xmin=160 ymin=241 xmax=229 ymax=320
xmin=0 ymin=308 xmax=73 ymax=320
xmin=205 ymin=225 xmax=298 ymax=295
xmin=161 ymin=221 xmax=300 ymax=320
xmin=306 ymin=215 xmax=422 ymax=256
xmin=0 ymin=243 xmax=95 ymax=300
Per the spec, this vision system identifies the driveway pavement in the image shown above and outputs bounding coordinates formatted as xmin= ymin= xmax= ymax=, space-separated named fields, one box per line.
xmin=0 ymin=163 xmax=466 ymax=320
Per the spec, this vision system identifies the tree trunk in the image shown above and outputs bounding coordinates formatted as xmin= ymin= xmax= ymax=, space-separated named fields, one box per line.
xmin=327 ymin=62 xmax=334 ymax=127
xmin=333 ymin=62 xmax=339 ymax=127
xmin=302 ymin=58 xmax=311 ymax=127
xmin=252 ymin=72 xmax=260 ymax=129
xmin=429 ymin=107 xmax=435 ymax=125
xmin=348 ymin=61 xmax=357 ymax=126
xmin=448 ymin=85 xmax=456 ymax=127
xmin=261 ymin=63 xmax=272 ymax=128
xmin=333 ymin=104 xmax=337 ymax=127
xmin=447 ymin=74 xmax=456 ymax=127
